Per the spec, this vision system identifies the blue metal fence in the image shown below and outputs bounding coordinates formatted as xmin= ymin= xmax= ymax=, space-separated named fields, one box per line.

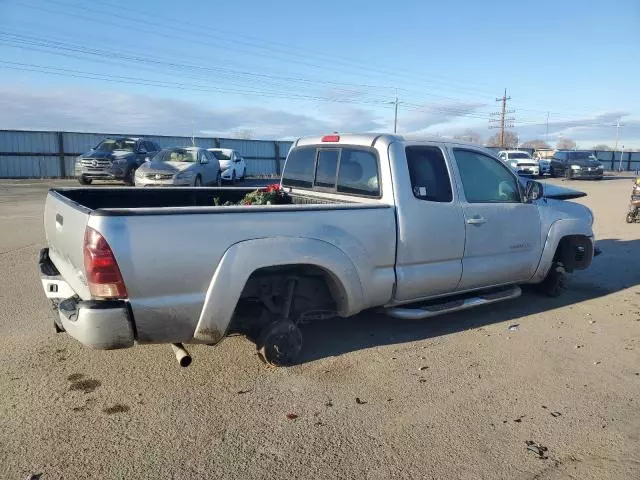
xmin=0 ymin=129 xmax=293 ymax=178
xmin=1 ymin=129 xmax=637 ymax=178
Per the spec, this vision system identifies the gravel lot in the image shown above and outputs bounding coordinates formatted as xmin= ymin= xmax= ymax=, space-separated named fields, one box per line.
xmin=0 ymin=177 xmax=639 ymax=480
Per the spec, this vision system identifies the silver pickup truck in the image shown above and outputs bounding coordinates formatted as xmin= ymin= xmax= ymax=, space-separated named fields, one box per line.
xmin=39 ymin=134 xmax=600 ymax=366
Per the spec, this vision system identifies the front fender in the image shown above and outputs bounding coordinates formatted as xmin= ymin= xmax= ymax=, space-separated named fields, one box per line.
xmin=193 ymin=237 xmax=364 ymax=343
xmin=530 ymin=218 xmax=594 ymax=283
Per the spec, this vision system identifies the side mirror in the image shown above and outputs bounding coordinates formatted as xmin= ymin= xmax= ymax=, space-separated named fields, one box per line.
xmin=525 ymin=180 xmax=543 ymax=201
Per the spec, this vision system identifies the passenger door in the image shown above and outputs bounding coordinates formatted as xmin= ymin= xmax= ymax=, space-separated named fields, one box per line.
xmin=451 ymin=148 xmax=542 ymax=290
xmin=237 ymin=154 xmax=246 ymax=178
xmin=198 ymin=151 xmax=215 ymax=185
xmin=231 ymin=151 xmax=241 ymax=177
xmin=393 ymin=144 xmax=466 ymax=301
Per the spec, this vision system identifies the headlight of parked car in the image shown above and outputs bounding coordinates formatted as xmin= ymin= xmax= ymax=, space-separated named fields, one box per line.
xmin=174 ymin=170 xmax=194 ymax=179
xmin=571 ymin=164 xmax=582 ymax=170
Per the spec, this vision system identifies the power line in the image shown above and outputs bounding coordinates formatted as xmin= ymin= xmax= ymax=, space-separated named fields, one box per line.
xmin=0 ymin=33 xmax=506 ymax=123
xmin=11 ymin=0 xmax=507 ymax=101
xmin=0 ymin=60 xmax=396 ymax=106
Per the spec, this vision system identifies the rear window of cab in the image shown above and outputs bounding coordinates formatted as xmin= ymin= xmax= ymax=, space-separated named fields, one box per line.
xmin=282 ymin=146 xmax=380 ymax=197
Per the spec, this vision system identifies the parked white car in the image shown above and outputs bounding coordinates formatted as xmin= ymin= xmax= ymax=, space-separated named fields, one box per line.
xmin=498 ymin=150 xmax=540 ymax=177
xmin=207 ymin=148 xmax=246 ymax=183
xmin=135 ymin=147 xmax=222 ymax=187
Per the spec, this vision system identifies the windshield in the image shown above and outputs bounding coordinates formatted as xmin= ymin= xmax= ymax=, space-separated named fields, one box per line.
xmin=568 ymin=152 xmax=594 ymax=161
xmin=154 ymin=149 xmax=197 ymax=163
xmin=94 ymin=139 xmax=136 ymax=152
xmin=509 ymin=152 xmax=531 ymax=159
xmin=210 ymin=150 xmax=232 ymax=160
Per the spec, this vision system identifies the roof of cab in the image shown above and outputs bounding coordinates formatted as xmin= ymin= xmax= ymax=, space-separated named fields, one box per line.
xmin=294 ymin=133 xmax=490 ymax=150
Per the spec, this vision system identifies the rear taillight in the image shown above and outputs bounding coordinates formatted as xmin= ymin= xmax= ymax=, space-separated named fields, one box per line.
xmin=83 ymin=227 xmax=128 ymax=299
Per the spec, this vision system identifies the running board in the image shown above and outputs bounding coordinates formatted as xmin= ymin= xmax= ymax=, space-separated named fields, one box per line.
xmin=384 ymin=285 xmax=522 ymax=320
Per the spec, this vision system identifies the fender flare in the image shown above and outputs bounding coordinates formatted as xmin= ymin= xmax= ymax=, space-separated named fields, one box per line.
xmin=193 ymin=237 xmax=364 ymax=343
xmin=530 ymin=218 xmax=593 ymax=283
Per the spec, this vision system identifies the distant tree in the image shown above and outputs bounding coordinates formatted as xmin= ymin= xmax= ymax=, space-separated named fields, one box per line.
xmin=592 ymin=144 xmax=611 ymax=151
xmin=486 ymin=130 xmax=518 ymax=148
xmin=453 ymin=129 xmax=482 ymax=144
xmin=232 ymin=129 xmax=254 ymax=139
xmin=556 ymin=138 xmax=577 ymax=150
xmin=521 ymin=139 xmax=551 ymax=149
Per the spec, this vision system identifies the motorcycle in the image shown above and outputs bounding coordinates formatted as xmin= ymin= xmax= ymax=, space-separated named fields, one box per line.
xmin=626 ymin=177 xmax=640 ymax=223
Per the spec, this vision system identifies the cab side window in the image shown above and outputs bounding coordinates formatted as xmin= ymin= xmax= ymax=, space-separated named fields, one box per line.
xmin=405 ymin=146 xmax=452 ymax=202
xmin=453 ymin=149 xmax=521 ymax=203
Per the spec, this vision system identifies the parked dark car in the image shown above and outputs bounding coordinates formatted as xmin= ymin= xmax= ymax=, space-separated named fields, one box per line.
xmin=75 ymin=137 xmax=161 ymax=185
xmin=549 ymin=150 xmax=604 ymax=180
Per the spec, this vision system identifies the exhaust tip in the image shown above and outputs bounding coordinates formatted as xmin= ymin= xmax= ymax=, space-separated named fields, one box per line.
xmin=171 ymin=343 xmax=192 ymax=368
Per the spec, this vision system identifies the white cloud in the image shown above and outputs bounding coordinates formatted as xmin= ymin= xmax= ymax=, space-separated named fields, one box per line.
xmin=0 ymin=85 xmax=386 ymax=139
xmin=2 ymin=84 xmax=636 ymax=148
xmin=399 ymin=101 xmax=487 ymax=134
xmin=516 ymin=111 xmax=640 ymax=148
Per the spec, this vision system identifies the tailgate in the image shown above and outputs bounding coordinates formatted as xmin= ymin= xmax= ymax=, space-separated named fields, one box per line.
xmin=44 ymin=191 xmax=92 ymax=299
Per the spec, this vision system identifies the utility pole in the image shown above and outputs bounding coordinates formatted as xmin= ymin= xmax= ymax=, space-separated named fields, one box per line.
xmin=488 ymin=88 xmax=514 ymax=147
xmin=618 ymin=145 xmax=625 ymax=172
xmin=613 ymin=119 xmax=624 ymax=151
xmin=546 ymin=111 xmax=550 ymax=141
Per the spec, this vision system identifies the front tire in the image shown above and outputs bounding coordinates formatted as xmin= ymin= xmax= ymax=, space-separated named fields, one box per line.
xmin=231 ymin=171 xmax=237 ymax=185
xmin=240 ymin=168 xmax=246 ymax=180
xmin=537 ymin=262 xmax=567 ymax=297
xmin=193 ymin=175 xmax=202 ymax=187
xmin=78 ymin=176 xmax=92 ymax=185
xmin=216 ymin=172 xmax=222 ymax=187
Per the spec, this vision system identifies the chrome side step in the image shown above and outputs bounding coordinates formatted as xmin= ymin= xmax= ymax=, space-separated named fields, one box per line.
xmin=385 ymin=285 xmax=522 ymax=320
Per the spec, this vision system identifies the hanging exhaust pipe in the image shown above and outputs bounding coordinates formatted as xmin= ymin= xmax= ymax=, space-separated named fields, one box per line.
xmin=171 ymin=343 xmax=192 ymax=367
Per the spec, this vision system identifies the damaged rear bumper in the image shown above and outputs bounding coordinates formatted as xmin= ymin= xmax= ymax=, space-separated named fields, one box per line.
xmin=39 ymin=248 xmax=135 ymax=349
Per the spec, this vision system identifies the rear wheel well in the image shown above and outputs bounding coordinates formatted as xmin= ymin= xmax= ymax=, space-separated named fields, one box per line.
xmin=228 ymin=264 xmax=342 ymax=337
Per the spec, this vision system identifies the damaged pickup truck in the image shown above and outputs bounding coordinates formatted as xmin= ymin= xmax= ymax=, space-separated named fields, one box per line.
xmin=39 ymin=134 xmax=600 ymax=366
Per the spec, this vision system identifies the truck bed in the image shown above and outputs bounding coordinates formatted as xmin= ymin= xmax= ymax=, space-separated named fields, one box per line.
xmin=44 ymin=186 xmax=397 ymax=344
xmin=52 ymin=187 xmax=355 ymax=214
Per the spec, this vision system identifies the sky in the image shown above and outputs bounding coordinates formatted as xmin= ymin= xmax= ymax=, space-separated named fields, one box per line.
xmin=0 ymin=0 xmax=638 ymax=148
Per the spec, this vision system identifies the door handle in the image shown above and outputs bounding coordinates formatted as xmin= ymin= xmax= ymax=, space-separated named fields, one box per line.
xmin=466 ymin=216 xmax=487 ymax=225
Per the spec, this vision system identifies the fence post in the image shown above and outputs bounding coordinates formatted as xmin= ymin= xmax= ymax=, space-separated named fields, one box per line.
xmin=57 ymin=132 xmax=66 ymax=177
xmin=274 ymin=142 xmax=281 ymax=175
xmin=627 ymin=152 xmax=632 ymax=171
